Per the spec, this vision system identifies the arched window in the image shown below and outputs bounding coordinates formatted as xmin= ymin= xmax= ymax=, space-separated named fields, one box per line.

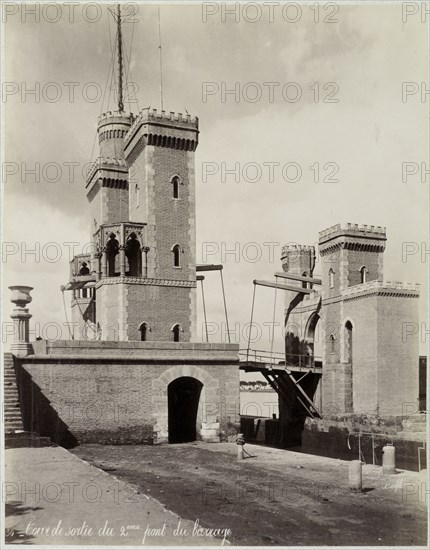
xmin=360 ymin=266 xmax=367 ymax=283
xmin=172 ymin=176 xmax=180 ymax=199
xmin=125 ymin=233 xmax=141 ymax=276
xmin=329 ymin=268 xmax=335 ymax=289
xmin=329 ymin=334 xmax=336 ymax=354
xmin=345 ymin=321 xmax=353 ymax=363
xmin=344 ymin=321 xmax=353 ymax=412
xmin=172 ymin=244 xmax=181 ymax=268
xmin=106 ymin=233 xmax=119 ymax=277
xmin=172 ymin=324 xmax=181 ymax=342
xmin=135 ymin=184 xmax=140 ymax=208
xmin=139 ymin=322 xmax=147 ymax=342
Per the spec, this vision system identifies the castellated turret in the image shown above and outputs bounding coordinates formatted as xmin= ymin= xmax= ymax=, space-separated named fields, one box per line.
xmin=318 ymin=223 xmax=386 ymax=296
xmin=281 ymin=245 xmax=316 ymax=279
xmin=97 ymin=110 xmax=134 ymax=160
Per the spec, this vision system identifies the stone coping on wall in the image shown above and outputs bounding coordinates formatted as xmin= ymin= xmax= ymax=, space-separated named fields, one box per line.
xmin=319 ymin=223 xmax=387 ymax=240
xmin=305 ymin=414 xmax=427 ymax=442
xmin=30 ymin=339 xmax=239 ymax=363
xmin=341 ymin=280 xmax=420 ymax=298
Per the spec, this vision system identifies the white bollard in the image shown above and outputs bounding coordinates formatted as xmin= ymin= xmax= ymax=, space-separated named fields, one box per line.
xmin=349 ymin=460 xmax=362 ymax=492
xmin=382 ymin=444 xmax=396 ymax=475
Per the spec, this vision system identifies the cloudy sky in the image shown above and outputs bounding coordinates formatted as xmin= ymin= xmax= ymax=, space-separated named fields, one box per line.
xmin=2 ymin=2 xmax=428 ymax=354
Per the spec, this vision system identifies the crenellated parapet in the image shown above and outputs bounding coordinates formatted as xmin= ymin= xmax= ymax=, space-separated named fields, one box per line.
xmin=319 ymin=223 xmax=386 ymax=239
xmin=281 ymin=244 xmax=315 ymax=256
xmin=281 ymin=244 xmax=316 ymax=275
xmin=319 ymin=223 xmax=387 ymax=255
xmin=98 ymin=110 xmax=134 ymax=129
xmin=124 ymin=107 xmax=199 ymax=162
xmin=85 ymin=156 xmax=129 ymax=190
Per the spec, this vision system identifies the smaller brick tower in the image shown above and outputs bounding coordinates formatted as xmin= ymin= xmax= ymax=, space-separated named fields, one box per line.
xmin=318 ymin=223 xmax=386 ymax=296
xmin=281 ymin=245 xmax=317 ymax=366
xmin=318 ymin=224 xmax=387 ymax=413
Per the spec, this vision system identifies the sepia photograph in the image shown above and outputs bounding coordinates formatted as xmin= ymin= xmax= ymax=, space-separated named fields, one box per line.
xmin=1 ymin=1 xmax=429 ymax=547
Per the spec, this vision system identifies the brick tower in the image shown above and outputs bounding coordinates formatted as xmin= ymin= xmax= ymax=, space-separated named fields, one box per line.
xmin=281 ymin=245 xmax=318 ymax=365
xmin=70 ymin=108 xmax=200 ymax=342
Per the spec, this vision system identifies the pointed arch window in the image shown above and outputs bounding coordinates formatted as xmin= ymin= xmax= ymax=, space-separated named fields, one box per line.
xmin=139 ymin=322 xmax=147 ymax=342
xmin=329 ymin=268 xmax=335 ymax=289
xmin=106 ymin=233 xmax=119 ymax=277
xmin=125 ymin=233 xmax=141 ymax=276
xmin=329 ymin=334 xmax=336 ymax=354
xmin=172 ymin=244 xmax=181 ymax=268
xmin=172 ymin=324 xmax=181 ymax=342
xmin=135 ymin=183 xmax=140 ymax=208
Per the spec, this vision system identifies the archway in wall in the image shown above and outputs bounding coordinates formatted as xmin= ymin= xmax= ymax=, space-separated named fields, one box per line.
xmin=168 ymin=377 xmax=203 ymax=443
xmin=305 ymin=312 xmax=322 ymax=367
xmin=344 ymin=321 xmax=353 ymax=412
xmin=304 ymin=312 xmax=323 ymax=412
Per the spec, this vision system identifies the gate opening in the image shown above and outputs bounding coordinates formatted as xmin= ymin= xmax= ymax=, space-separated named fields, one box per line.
xmin=168 ymin=377 xmax=203 ymax=443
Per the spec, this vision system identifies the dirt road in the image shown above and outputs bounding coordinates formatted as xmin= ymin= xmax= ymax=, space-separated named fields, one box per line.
xmin=72 ymin=442 xmax=427 ymax=546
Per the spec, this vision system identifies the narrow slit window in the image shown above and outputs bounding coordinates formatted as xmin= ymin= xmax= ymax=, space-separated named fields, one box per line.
xmin=173 ymin=244 xmax=181 ymax=267
xmin=139 ymin=323 xmax=147 ymax=341
xmin=172 ymin=176 xmax=179 ymax=199
xmin=329 ymin=268 xmax=335 ymax=289
xmin=172 ymin=324 xmax=180 ymax=342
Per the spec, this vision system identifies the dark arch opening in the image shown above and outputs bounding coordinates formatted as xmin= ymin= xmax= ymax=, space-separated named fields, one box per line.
xmin=172 ymin=244 xmax=181 ymax=268
xmin=172 ymin=324 xmax=180 ymax=342
xmin=125 ymin=233 xmax=141 ymax=276
xmin=344 ymin=321 xmax=353 ymax=412
xmin=172 ymin=176 xmax=180 ymax=199
xmin=139 ymin=323 xmax=147 ymax=342
xmin=106 ymin=234 xmax=119 ymax=277
xmin=168 ymin=377 xmax=203 ymax=443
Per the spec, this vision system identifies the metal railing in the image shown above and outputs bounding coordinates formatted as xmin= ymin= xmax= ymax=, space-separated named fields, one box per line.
xmin=239 ymin=348 xmax=322 ymax=370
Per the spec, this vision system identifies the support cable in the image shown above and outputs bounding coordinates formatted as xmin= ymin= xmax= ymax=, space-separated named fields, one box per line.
xmin=270 ymin=276 xmax=278 ymax=366
xmin=247 ymin=283 xmax=257 ymax=360
xmin=61 ymin=287 xmax=74 ymax=340
xmin=200 ymin=278 xmax=209 ymax=343
xmin=220 ymin=269 xmax=230 ymax=343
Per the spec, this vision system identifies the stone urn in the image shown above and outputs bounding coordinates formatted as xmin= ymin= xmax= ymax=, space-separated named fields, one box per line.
xmin=9 ymin=285 xmax=33 ymax=357
xmin=9 ymin=285 xmax=33 ymax=308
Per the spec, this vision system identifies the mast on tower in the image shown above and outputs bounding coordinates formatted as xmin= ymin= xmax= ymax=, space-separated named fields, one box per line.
xmin=108 ymin=3 xmax=125 ymax=112
xmin=116 ymin=3 xmax=124 ymax=112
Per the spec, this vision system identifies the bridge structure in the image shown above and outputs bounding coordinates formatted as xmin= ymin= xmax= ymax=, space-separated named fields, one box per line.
xmin=237 ymin=271 xmax=324 ymax=446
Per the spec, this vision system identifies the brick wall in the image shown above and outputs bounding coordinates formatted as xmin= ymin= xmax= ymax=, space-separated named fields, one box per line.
xmin=345 ymin=249 xmax=382 ymax=286
xmin=376 ymin=295 xmax=419 ymax=415
xmin=15 ymin=340 xmax=240 ymax=445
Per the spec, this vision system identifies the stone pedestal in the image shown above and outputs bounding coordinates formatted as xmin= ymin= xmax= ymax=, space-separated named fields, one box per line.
xmin=9 ymin=285 xmax=33 ymax=357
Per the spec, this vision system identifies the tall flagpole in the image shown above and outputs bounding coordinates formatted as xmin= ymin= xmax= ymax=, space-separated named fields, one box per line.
xmin=157 ymin=5 xmax=164 ymax=111
xmin=117 ymin=4 xmax=124 ymax=112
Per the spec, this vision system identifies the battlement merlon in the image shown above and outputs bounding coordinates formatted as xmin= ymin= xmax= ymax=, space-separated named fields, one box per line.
xmin=124 ymin=107 xmax=199 ymax=158
xmin=98 ymin=110 xmax=134 ymax=128
xmin=281 ymin=244 xmax=316 ymax=259
xmin=319 ymin=223 xmax=387 ymax=240
xmin=319 ymin=223 xmax=387 ymax=254
xmin=85 ymin=157 xmax=129 ymax=193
